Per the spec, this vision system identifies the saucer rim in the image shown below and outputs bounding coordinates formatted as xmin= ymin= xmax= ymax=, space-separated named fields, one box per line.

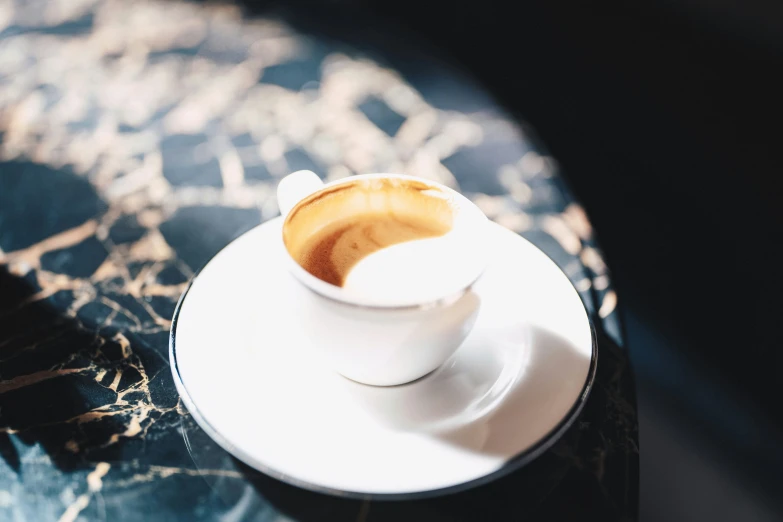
xmin=169 ymin=219 xmax=599 ymax=500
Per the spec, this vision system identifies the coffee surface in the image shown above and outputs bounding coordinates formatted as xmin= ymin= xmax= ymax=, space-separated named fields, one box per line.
xmin=297 ymin=214 xmax=450 ymax=286
xmin=283 ymin=178 xmax=454 ymax=287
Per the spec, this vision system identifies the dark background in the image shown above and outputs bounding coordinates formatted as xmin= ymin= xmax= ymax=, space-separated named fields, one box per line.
xmin=238 ymin=0 xmax=782 ymax=519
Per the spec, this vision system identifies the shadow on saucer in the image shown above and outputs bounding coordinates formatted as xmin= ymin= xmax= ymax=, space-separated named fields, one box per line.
xmin=337 ymin=298 xmax=530 ymax=433
xmin=435 ymin=325 xmax=593 ymax=457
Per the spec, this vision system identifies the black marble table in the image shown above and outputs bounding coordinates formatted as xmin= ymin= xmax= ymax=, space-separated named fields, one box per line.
xmin=0 ymin=1 xmax=638 ymax=520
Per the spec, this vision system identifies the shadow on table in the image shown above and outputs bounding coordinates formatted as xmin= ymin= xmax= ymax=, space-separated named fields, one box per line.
xmin=0 ymin=161 xmax=150 ymax=475
xmin=0 ymin=158 xmax=264 ymax=480
xmin=0 ymin=265 xmax=132 ymax=473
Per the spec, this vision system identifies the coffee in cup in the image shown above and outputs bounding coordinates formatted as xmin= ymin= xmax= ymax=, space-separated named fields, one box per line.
xmin=283 ymin=177 xmax=455 ymax=288
xmin=277 ymin=171 xmax=490 ymax=386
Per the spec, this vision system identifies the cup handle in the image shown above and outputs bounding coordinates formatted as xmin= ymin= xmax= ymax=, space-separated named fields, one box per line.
xmin=277 ymin=170 xmax=324 ymax=218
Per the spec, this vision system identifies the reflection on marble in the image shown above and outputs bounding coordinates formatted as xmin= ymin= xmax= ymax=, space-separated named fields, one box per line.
xmin=0 ymin=0 xmax=636 ymax=520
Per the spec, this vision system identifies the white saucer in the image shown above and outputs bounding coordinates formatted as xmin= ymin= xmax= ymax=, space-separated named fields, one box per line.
xmin=170 ymin=219 xmax=596 ymax=498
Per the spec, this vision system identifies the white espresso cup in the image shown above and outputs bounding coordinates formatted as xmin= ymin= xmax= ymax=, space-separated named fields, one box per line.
xmin=277 ymin=170 xmax=491 ymax=386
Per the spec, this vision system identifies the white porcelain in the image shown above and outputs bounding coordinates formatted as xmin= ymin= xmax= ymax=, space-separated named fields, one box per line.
xmin=276 ymin=171 xmax=491 ymax=386
xmin=170 ymin=219 xmax=596 ymax=498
